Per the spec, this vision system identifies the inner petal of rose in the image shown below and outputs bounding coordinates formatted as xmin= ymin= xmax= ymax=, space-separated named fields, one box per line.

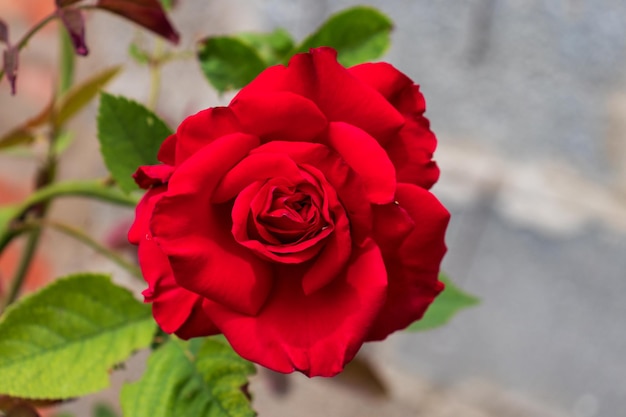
xmin=231 ymin=171 xmax=335 ymax=264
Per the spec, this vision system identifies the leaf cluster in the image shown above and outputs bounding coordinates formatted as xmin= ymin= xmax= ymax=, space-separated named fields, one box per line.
xmin=197 ymin=7 xmax=393 ymax=93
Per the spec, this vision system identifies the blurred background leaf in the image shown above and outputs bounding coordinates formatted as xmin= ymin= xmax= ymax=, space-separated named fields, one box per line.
xmin=407 ymin=274 xmax=479 ymax=332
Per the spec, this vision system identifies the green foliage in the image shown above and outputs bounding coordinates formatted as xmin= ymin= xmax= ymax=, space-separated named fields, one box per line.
xmin=121 ymin=337 xmax=256 ymax=417
xmin=197 ymin=36 xmax=267 ymax=94
xmin=408 ymin=274 xmax=480 ymax=332
xmin=0 ymin=67 xmax=118 ymax=152
xmin=97 ymin=93 xmax=172 ymax=193
xmin=56 ymin=66 xmax=122 ymax=128
xmin=54 ymin=403 xmax=120 ymax=417
xmin=195 ymin=6 xmax=392 ymax=93
xmin=293 ymin=6 xmax=393 ymax=67
xmin=0 ymin=205 xmax=19 ymax=242
xmin=0 ymin=102 xmax=52 ymax=151
xmin=94 ymin=403 xmax=120 ymax=417
xmin=52 ymin=131 xmax=75 ymax=156
xmin=0 ymin=274 xmax=155 ymax=399
xmin=0 ymin=127 xmax=36 ymax=150
xmin=128 ymin=43 xmax=151 ymax=65
xmin=235 ymin=29 xmax=295 ymax=66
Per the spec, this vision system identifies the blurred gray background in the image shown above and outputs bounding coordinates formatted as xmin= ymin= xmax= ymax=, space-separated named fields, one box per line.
xmin=1 ymin=1 xmax=625 ymax=416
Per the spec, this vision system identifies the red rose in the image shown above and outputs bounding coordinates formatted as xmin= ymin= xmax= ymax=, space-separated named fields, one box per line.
xmin=128 ymin=47 xmax=449 ymax=377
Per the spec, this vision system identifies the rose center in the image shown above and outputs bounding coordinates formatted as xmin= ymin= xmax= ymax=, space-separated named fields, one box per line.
xmin=256 ymin=185 xmax=325 ymax=244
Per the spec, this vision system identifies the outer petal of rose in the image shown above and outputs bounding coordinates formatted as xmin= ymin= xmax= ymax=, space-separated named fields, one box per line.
xmin=230 ymin=91 xmax=328 ymax=142
xmin=251 ymin=142 xmax=373 ymax=244
xmin=371 ymin=201 xmax=415 ymax=258
xmin=386 ymin=118 xmax=440 ymax=189
xmin=349 ymin=64 xmax=428 ymax=119
xmin=366 ymin=183 xmax=449 ymax=341
xmin=174 ymin=107 xmax=241 ymax=164
xmin=133 ymin=164 xmax=174 ymax=189
xmin=129 ymin=187 xmax=218 ymax=337
xmin=348 ymin=62 xmax=414 ymax=104
xmin=151 ymin=133 xmax=273 ymax=316
xmin=205 ymin=239 xmax=387 ymax=377
xmin=157 ymin=134 xmax=177 ymax=165
xmin=326 ymin=121 xmax=396 ymax=204
xmin=234 ymin=47 xmax=404 ymax=141
xmin=140 ymin=238 xmax=219 ymax=338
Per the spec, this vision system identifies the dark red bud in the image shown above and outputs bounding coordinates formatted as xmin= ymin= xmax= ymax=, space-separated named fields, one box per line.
xmin=55 ymin=0 xmax=84 ymax=7
xmin=58 ymin=8 xmax=89 ymax=56
xmin=3 ymin=46 xmax=19 ymax=95
xmin=96 ymin=0 xmax=180 ymax=44
xmin=0 ymin=19 xmax=8 ymax=44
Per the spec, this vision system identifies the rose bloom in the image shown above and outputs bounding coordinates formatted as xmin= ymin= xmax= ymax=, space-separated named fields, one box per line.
xmin=129 ymin=47 xmax=449 ymax=377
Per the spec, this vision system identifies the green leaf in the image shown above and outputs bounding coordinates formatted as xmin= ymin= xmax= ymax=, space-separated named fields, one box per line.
xmin=55 ymin=66 xmax=122 ymax=128
xmin=0 ymin=273 xmax=155 ymax=399
xmin=0 ymin=129 xmax=36 ymax=151
xmin=128 ymin=43 xmax=150 ymax=65
xmin=121 ymin=337 xmax=256 ymax=417
xmin=97 ymin=93 xmax=172 ymax=193
xmin=407 ymin=274 xmax=479 ymax=332
xmin=235 ymin=29 xmax=294 ymax=66
xmin=197 ymin=36 xmax=267 ymax=93
xmin=158 ymin=0 xmax=174 ymax=11
xmin=94 ymin=403 xmax=119 ymax=417
xmin=294 ymin=6 xmax=393 ymax=67
xmin=52 ymin=131 xmax=75 ymax=156
xmin=0 ymin=101 xmax=53 ymax=151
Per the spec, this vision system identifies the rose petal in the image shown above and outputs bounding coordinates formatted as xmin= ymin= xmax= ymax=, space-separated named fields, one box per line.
xmin=385 ymin=118 xmax=440 ymax=189
xmin=251 ymin=142 xmax=373 ymax=244
xmin=129 ymin=187 xmax=218 ymax=337
xmin=152 ymin=133 xmax=274 ymax=316
xmin=366 ymin=184 xmax=449 ymax=341
xmin=175 ymin=107 xmax=240 ymax=164
xmin=212 ymin=152 xmax=304 ymax=203
xmin=371 ymin=201 xmax=415 ymax=257
xmin=230 ymin=91 xmax=328 ymax=142
xmin=348 ymin=63 xmax=414 ymax=106
xmin=326 ymin=121 xmax=396 ymax=204
xmin=133 ymin=164 xmax=174 ymax=189
xmin=157 ymin=134 xmax=177 ymax=165
xmin=299 ymin=165 xmax=352 ymax=295
xmin=234 ymin=47 xmax=405 ymax=142
xmin=205 ymin=239 xmax=387 ymax=377
xmin=231 ymin=182 xmax=330 ymax=264
xmin=393 ymin=84 xmax=428 ymax=117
